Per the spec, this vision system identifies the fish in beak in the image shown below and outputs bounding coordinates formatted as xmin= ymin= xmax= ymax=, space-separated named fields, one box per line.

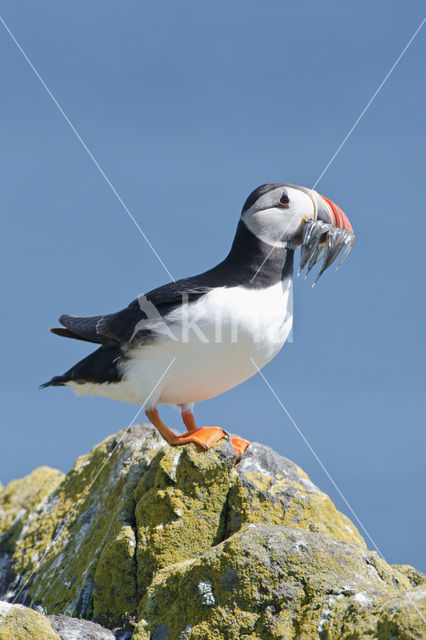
xmin=299 ymin=190 xmax=355 ymax=286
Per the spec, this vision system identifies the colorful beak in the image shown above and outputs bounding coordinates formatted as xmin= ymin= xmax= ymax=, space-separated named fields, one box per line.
xmin=298 ymin=190 xmax=355 ymax=286
xmin=315 ymin=193 xmax=353 ymax=234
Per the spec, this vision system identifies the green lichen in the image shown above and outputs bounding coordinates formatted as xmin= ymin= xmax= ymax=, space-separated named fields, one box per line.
xmin=136 ymin=523 xmax=422 ymax=640
xmin=0 ymin=603 xmax=60 ymax=640
xmin=392 ymin=564 xmax=426 ymax=587
xmin=325 ymin=584 xmax=426 ymax=639
xmin=227 ymin=462 xmax=365 ymax=548
xmin=1 ymin=428 xmax=425 ymax=639
xmin=93 ymin=524 xmax=138 ymax=625
xmin=1 ymin=425 xmax=163 ymax=628
xmin=134 ymin=440 xmax=235 ymax=593
xmin=0 ymin=466 xmax=64 ymax=550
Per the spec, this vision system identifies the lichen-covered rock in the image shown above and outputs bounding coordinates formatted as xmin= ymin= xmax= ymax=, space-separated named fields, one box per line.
xmin=0 ymin=601 xmax=60 ymax=640
xmin=328 ymin=583 xmax=426 ymax=640
xmin=134 ymin=524 xmax=424 ymax=639
xmin=0 ymin=602 xmax=130 ymax=640
xmin=227 ymin=443 xmax=365 ymax=547
xmin=133 ymin=438 xmax=236 ymax=592
xmin=0 ymin=425 xmax=425 ymax=639
xmin=0 ymin=466 xmax=64 ymax=598
xmin=0 ymin=425 xmax=164 ymax=627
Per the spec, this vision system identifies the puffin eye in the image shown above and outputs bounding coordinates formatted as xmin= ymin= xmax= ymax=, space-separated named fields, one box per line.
xmin=277 ymin=192 xmax=290 ymax=208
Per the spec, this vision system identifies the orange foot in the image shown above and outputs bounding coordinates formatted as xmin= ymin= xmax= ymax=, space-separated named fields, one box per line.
xmin=146 ymin=408 xmax=250 ymax=460
xmin=231 ymin=436 xmax=250 ymax=462
xmin=174 ymin=426 xmax=227 ymax=450
xmin=177 ymin=429 xmax=250 ymax=460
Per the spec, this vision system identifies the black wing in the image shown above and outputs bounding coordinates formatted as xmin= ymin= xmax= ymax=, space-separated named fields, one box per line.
xmin=50 ymin=314 xmax=104 ymax=343
xmin=51 ymin=277 xmax=214 ymax=345
xmin=97 ymin=279 xmax=213 ymax=342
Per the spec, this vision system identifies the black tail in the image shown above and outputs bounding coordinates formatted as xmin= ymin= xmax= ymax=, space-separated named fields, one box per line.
xmin=40 ymin=375 xmax=70 ymax=389
xmin=40 ymin=345 xmax=123 ymax=390
xmin=50 ymin=327 xmax=101 ymax=344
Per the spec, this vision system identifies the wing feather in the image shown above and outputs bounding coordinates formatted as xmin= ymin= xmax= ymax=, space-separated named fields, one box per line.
xmin=52 ymin=278 xmax=213 ymax=345
xmin=58 ymin=314 xmax=104 ymax=344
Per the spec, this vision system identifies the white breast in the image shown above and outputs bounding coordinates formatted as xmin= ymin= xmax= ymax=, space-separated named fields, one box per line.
xmin=69 ymin=281 xmax=293 ymax=407
xmin=121 ymin=280 xmax=293 ymax=406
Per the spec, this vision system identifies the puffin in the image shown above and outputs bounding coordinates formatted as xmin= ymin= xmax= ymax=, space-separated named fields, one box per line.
xmin=42 ymin=183 xmax=354 ymax=458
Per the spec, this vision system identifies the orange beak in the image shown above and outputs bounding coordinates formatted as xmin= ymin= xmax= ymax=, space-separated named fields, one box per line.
xmin=315 ymin=192 xmax=353 ymax=235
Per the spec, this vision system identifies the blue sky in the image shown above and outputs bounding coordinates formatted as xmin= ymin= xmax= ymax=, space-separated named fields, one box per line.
xmin=0 ymin=1 xmax=425 ymax=571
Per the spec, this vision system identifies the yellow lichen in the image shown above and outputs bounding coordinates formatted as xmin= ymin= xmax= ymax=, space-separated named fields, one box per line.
xmin=244 ymin=472 xmax=272 ymax=491
xmin=0 ymin=603 xmax=60 ymax=640
xmin=0 ymin=466 xmax=64 ymax=536
xmin=134 ymin=441 xmax=235 ymax=593
xmin=1 ymin=428 xmax=424 ymax=640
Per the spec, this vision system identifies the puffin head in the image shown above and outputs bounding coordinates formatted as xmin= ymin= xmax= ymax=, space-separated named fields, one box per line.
xmin=240 ymin=183 xmax=354 ymax=285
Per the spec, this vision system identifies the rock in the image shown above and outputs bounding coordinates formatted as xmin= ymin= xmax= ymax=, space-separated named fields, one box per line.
xmin=48 ymin=613 xmax=116 ymax=639
xmin=134 ymin=525 xmax=425 ymax=639
xmin=0 ymin=425 xmax=163 ymax=628
xmin=0 ymin=602 xmax=129 ymax=640
xmin=0 ymin=601 xmax=60 ymax=639
xmin=226 ymin=442 xmax=365 ymax=547
xmin=0 ymin=425 xmax=425 ymax=639
xmin=133 ymin=435 xmax=237 ymax=593
xmin=0 ymin=466 xmax=64 ymax=599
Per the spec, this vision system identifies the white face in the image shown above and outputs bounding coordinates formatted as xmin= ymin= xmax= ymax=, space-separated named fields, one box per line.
xmin=241 ymin=186 xmax=315 ymax=248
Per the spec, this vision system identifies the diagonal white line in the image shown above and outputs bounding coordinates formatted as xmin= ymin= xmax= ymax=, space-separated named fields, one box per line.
xmin=312 ymin=17 xmax=425 ymax=189
xmin=250 ymin=16 xmax=425 ymax=285
xmin=250 ymin=357 xmax=384 ymax=549
xmin=249 ymin=356 xmax=426 ymax=625
xmin=0 ymin=15 xmax=175 ymax=283
xmin=10 ymin=356 xmax=176 ymax=606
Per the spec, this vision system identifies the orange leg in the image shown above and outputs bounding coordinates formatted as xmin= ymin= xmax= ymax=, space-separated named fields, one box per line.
xmin=181 ymin=410 xmax=198 ymax=433
xmin=146 ymin=408 xmax=226 ymax=451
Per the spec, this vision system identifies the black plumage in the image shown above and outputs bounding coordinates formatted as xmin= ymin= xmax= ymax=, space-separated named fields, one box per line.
xmin=48 ymin=221 xmax=293 ymax=347
xmin=41 ymin=344 xmax=123 ymax=387
xmin=42 ymin=184 xmax=299 ymax=389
